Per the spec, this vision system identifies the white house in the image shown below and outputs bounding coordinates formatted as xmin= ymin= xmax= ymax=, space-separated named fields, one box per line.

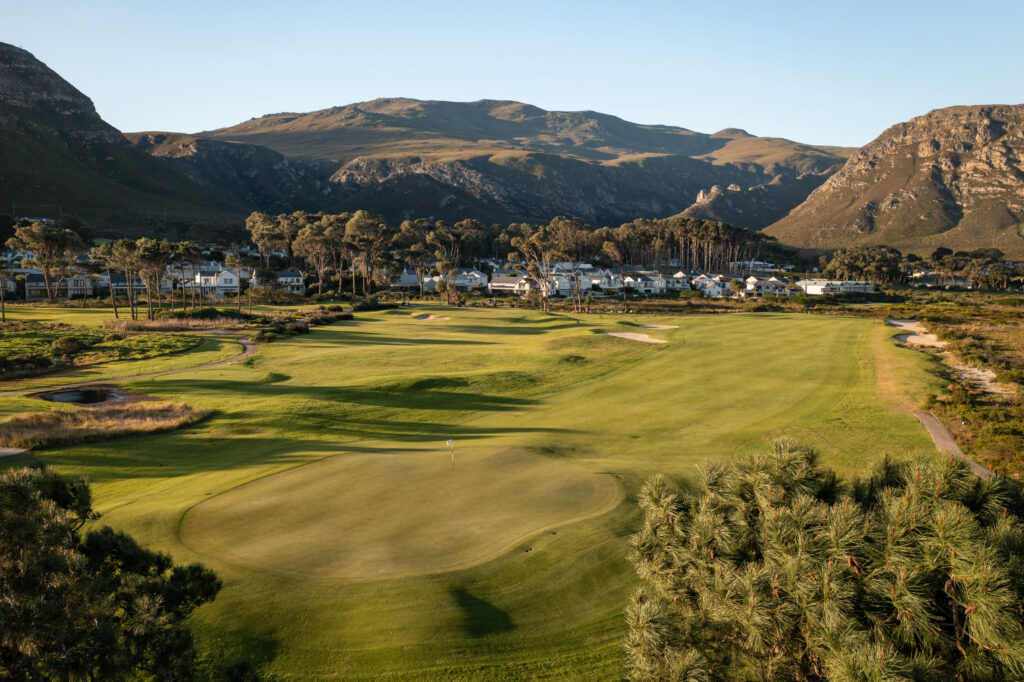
xmin=252 ymin=270 xmax=305 ymax=295
xmin=488 ymin=273 xmax=530 ymax=295
xmin=25 ymin=273 xmax=95 ymax=300
xmin=666 ymin=272 xmax=693 ymax=291
xmin=693 ymin=274 xmax=737 ymax=299
xmin=745 ymin=276 xmax=794 ymax=297
xmin=452 ymin=268 xmax=488 ymax=291
xmin=623 ymin=275 xmax=667 ymax=295
xmin=191 ymin=269 xmax=240 ymax=298
xmin=586 ymin=270 xmax=624 ymax=292
xmin=796 ymin=279 xmax=874 ymax=296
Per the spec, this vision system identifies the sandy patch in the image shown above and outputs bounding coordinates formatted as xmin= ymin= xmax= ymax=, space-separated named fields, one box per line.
xmin=604 ymin=332 xmax=666 ymax=344
xmin=638 ymin=324 xmax=678 ymax=330
xmin=412 ymin=314 xmax=450 ymax=321
xmin=887 ymin=319 xmax=1011 ymax=397
xmin=886 ymin=319 xmax=947 ymax=348
xmin=0 ymin=447 xmax=27 ymax=457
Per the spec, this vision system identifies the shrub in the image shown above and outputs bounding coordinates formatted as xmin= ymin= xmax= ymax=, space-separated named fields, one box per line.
xmin=0 ymin=402 xmax=209 ymax=449
xmin=102 ymin=332 xmax=124 ymax=342
xmin=627 ymin=440 xmax=1024 ymax=681
xmin=50 ymin=337 xmax=88 ymax=354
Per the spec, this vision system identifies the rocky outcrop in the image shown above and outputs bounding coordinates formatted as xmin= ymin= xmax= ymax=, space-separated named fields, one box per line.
xmin=127 ymin=132 xmax=336 ymax=213
xmin=676 ymin=174 xmax=829 ymax=229
xmin=766 ymin=105 xmax=1024 ymax=256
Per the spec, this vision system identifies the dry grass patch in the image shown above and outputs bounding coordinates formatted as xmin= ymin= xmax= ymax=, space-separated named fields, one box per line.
xmin=104 ymin=318 xmax=241 ymax=332
xmin=0 ymin=402 xmax=209 ymax=449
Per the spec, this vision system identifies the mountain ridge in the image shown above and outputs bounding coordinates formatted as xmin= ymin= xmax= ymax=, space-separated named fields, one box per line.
xmin=765 ymin=104 xmax=1024 ymax=257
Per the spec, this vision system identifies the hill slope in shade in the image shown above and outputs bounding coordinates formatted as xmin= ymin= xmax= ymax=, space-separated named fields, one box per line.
xmin=125 ymin=132 xmax=338 ymax=214
xmin=197 ymin=97 xmax=850 ymax=225
xmin=765 ymin=105 xmax=1024 ymax=257
xmin=0 ymin=42 xmax=243 ymax=228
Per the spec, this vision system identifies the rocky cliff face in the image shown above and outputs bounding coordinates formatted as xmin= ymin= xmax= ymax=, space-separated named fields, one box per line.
xmin=766 ymin=105 xmax=1024 ymax=256
xmin=675 ymin=173 xmax=829 ymax=229
xmin=127 ymin=132 xmax=336 ymax=213
xmin=0 ymin=42 xmax=241 ymax=227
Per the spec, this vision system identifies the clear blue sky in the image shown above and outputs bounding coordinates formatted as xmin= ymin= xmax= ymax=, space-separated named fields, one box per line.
xmin=4 ymin=0 xmax=1022 ymax=147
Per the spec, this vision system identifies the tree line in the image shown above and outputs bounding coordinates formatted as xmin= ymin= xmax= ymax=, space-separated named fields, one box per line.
xmin=242 ymin=210 xmax=778 ymax=310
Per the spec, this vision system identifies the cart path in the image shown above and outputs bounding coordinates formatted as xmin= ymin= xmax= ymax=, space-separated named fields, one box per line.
xmin=913 ymin=409 xmax=994 ymax=479
xmin=0 ymin=338 xmax=257 ymax=397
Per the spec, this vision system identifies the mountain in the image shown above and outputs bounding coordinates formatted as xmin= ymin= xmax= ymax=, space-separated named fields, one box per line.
xmin=125 ymin=132 xmax=335 ymax=214
xmin=197 ymin=98 xmax=850 ymax=225
xmin=0 ymin=42 xmax=245 ymax=230
xmin=765 ymin=105 xmax=1024 ymax=257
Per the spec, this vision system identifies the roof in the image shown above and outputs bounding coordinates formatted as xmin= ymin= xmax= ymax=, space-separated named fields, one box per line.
xmin=277 ymin=271 xmax=302 ymax=278
xmin=490 ymin=275 xmax=526 ymax=285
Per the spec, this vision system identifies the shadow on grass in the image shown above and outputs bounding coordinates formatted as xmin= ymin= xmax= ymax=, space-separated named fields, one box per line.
xmin=449 ymin=587 xmax=514 ymax=637
xmin=314 ymin=330 xmax=495 ymax=346
xmin=149 ymin=378 xmax=536 ymax=413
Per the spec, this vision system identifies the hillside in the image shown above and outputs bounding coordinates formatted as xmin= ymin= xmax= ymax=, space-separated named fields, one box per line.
xmin=0 ymin=42 xmax=243 ymax=230
xmin=198 ymin=98 xmax=850 ymax=225
xmin=125 ymin=132 xmax=336 ymax=213
xmin=765 ymin=105 xmax=1024 ymax=257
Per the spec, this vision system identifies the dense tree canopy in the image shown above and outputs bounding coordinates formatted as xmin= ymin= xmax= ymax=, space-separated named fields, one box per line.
xmin=0 ymin=465 xmax=222 ymax=681
xmin=627 ymin=441 xmax=1024 ymax=681
xmin=823 ymin=245 xmax=905 ymax=285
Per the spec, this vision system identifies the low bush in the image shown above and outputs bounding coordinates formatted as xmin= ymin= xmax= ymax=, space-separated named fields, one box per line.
xmin=0 ymin=402 xmax=209 ymax=449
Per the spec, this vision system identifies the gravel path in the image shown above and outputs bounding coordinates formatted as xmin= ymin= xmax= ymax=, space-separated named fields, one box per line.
xmin=913 ymin=409 xmax=994 ymax=479
xmin=0 ymin=337 xmax=257 ymax=397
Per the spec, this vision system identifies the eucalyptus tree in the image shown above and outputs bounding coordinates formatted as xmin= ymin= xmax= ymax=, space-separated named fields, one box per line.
xmin=509 ymin=223 xmax=565 ymax=312
xmin=134 ymin=238 xmax=174 ymax=320
xmin=345 ymin=210 xmax=393 ymax=296
xmin=427 ymin=219 xmax=483 ymax=305
xmin=293 ymin=221 xmax=333 ymax=296
xmin=5 ymin=222 xmax=85 ymax=302
xmin=224 ymin=252 xmax=246 ymax=312
xmin=244 ymin=211 xmax=283 ymax=268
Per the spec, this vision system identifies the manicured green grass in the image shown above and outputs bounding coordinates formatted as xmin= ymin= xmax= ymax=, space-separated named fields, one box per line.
xmin=3 ymin=307 xmax=945 ymax=679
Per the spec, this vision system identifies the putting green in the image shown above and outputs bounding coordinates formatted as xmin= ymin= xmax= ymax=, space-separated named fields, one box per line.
xmin=180 ymin=449 xmax=619 ymax=580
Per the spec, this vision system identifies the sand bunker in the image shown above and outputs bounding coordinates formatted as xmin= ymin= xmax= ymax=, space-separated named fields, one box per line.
xmin=605 ymin=332 xmax=666 ymax=344
xmin=638 ymin=324 xmax=678 ymax=330
xmin=887 ymin=319 xmax=947 ymax=348
xmin=412 ymin=314 xmax=450 ymax=321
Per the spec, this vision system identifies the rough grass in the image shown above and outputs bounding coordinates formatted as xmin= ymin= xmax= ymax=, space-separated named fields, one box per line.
xmin=3 ymin=307 xmax=942 ymax=679
xmin=104 ymin=317 xmax=242 ymax=332
xmin=0 ymin=402 xmax=208 ymax=449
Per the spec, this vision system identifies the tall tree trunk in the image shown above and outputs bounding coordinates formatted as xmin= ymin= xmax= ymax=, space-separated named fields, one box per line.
xmin=106 ymin=269 xmax=119 ymax=319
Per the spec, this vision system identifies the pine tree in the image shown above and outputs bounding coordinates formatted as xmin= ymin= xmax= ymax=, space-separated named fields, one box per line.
xmin=626 ymin=440 xmax=1024 ymax=681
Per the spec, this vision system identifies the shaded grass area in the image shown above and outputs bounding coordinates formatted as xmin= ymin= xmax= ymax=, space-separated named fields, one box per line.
xmin=0 ymin=402 xmax=209 ymax=449
xmin=0 ymin=335 xmax=242 ymax=391
xmin=4 ymin=306 xmax=943 ymax=679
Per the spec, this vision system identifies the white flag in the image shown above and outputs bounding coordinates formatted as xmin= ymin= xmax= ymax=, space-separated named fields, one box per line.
xmin=446 ymin=439 xmax=453 ymax=446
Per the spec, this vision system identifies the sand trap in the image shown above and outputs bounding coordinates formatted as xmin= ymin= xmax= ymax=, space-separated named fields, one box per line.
xmin=605 ymin=332 xmax=666 ymax=344
xmin=0 ymin=448 xmax=27 ymax=457
xmin=886 ymin=319 xmax=947 ymax=348
xmin=638 ymin=324 xmax=678 ymax=330
xmin=412 ymin=314 xmax=450 ymax=321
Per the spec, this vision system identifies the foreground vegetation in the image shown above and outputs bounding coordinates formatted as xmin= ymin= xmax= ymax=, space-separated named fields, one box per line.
xmin=0 ymin=402 xmax=207 ymax=450
xmin=629 ymin=441 xmax=1024 ymax=681
xmin=0 ymin=465 xmax=223 ymax=681
xmin=0 ymin=304 xmax=948 ymax=679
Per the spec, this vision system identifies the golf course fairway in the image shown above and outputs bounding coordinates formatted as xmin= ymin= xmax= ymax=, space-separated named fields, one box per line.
xmin=3 ymin=308 xmax=946 ymax=679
